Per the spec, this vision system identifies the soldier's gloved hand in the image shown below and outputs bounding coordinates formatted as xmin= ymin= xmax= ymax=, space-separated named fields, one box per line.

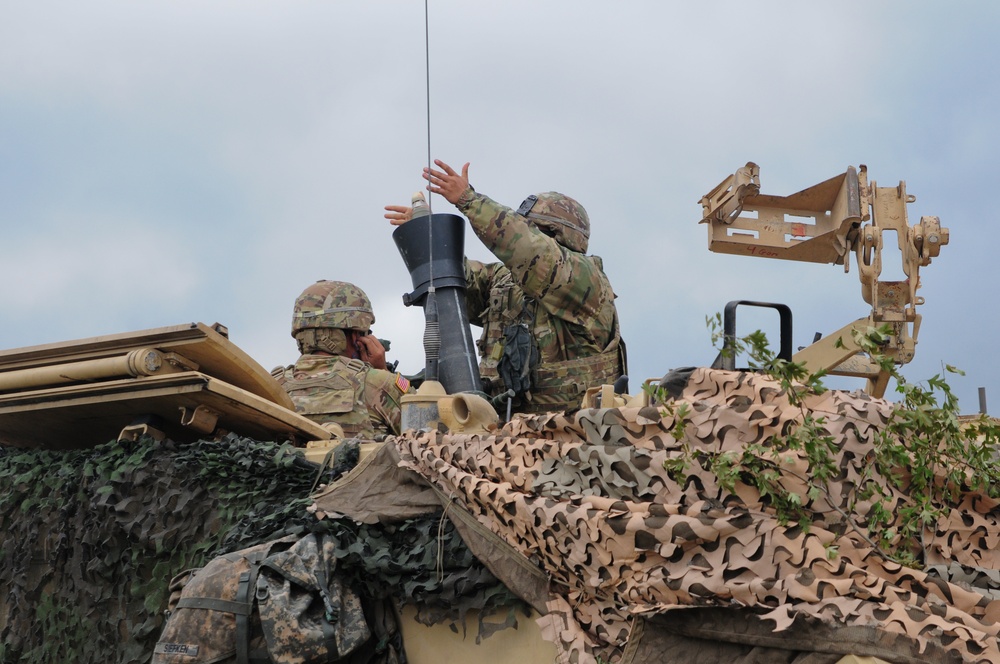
xmin=356 ymin=334 xmax=388 ymax=370
xmin=384 ymin=205 xmax=413 ymax=225
xmin=423 ymin=159 xmax=470 ymax=205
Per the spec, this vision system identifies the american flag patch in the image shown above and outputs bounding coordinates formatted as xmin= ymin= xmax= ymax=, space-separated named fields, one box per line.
xmin=395 ymin=374 xmax=410 ymax=393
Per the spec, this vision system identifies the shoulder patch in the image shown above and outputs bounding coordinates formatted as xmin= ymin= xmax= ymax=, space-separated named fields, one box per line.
xmin=395 ymin=374 xmax=410 ymax=393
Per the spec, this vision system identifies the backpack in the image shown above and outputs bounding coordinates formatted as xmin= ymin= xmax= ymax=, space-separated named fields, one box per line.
xmin=153 ymin=534 xmax=401 ymax=664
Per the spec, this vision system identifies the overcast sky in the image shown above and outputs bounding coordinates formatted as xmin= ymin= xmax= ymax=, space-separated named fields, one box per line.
xmin=1 ymin=2 xmax=997 ymax=414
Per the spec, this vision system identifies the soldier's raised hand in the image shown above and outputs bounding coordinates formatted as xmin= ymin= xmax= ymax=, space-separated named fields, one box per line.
xmin=424 ymin=159 xmax=471 ymax=205
xmin=384 ymin=205 xmax=413 ymax=226
xmin=356 ymin=334 xmax=387 ymax=370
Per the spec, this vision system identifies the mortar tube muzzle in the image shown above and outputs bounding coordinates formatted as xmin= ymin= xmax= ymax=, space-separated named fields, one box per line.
xmin=392 ymin=213 xmax=482 ymax=395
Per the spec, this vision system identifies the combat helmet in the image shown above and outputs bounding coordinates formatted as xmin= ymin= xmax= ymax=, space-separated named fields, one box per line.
xmin=516 ymin=191 xmax=590 ymax=253
xmin=291 ymin=280 xmax=375 ymax=336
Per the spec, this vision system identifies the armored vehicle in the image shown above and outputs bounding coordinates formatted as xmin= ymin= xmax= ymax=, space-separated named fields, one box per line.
xmin=4 ymin=164 xmax=998 ymax=664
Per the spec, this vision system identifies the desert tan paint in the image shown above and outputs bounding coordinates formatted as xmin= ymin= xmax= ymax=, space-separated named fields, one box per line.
xmin=700 ymin=163 xmax=948 ymax=397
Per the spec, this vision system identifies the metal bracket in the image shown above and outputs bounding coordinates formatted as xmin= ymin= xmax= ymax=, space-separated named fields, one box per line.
xmin=161 ymin=351 xmax=199 ymax=372
xmin=700 ymin=164 xmax=949 ymax=397
xmin=700 ymin=164 xmax=861 ymax=265
xmin=179 ymin=405 xmax=219 ymax=435
xmin=118 ymin=421 xmax=167 ymax=443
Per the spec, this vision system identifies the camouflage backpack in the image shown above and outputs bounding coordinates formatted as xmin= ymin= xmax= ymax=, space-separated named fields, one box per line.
xmin=153 ymin=534 xmax=391 ymax=664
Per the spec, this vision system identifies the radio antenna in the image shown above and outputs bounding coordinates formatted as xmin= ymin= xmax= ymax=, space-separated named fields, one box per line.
xmin=420 ymin=0 xmax=441 ymax=382
xmin=424 ymin=0 xmax=433 ymax=215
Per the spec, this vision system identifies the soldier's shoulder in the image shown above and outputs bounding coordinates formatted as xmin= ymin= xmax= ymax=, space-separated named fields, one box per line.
xmin=282 ymin=355 xmax=361 ymax=381
xmin=586 ymin=254 xmax=617 ymax=291
xmin=366 ymin=368 xmax=412 ymax=395
xmin=341 ymin=357 xmax=367 ymax=372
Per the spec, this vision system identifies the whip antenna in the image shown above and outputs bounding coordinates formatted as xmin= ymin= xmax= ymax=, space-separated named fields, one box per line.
xmin=420 ymin=0 xmax=441 ymax=381
xmin=392 ymin=0 xmax=480 ymax=396
xmin=424 ymin=0 xmax=433 ymax=216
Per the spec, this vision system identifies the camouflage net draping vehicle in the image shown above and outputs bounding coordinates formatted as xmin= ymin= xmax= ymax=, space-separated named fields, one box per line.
xmin=4 ymin=164 xmax=996 ymax=664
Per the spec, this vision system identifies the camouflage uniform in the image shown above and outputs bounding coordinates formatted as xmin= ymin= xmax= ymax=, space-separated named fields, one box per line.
xmin=274 ymin=355 xmax=408 ymax=438
xmin=273 ymin=280 xmax=411 ymax=438
xmin=458 ymin=189 xmax=625 ymax=413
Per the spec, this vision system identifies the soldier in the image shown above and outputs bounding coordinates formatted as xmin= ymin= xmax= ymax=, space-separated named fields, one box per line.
xmin=272 ymin=280 xmax=411 ymax=437
xmin=386 ymin=159 xmax=625 ymax=413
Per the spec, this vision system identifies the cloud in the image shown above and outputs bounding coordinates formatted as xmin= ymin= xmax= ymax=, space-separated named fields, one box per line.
xmin=0 ymin=213 xmax=201 ymax=347
xmin=0 ymin=1 xmax=996 ymax=413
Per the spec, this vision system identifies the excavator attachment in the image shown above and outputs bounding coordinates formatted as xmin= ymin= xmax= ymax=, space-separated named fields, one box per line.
xmin=700 ymin=164 xmax=949 ymax=397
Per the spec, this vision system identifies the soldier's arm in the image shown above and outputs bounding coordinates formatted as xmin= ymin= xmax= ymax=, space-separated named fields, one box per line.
xmin=459 ymin=191 xmax=607 ymax=325
xmin=463 ymin=258 xmax=497 ymax=326
xmin=366 ymin=369 xmax=410 ymax=435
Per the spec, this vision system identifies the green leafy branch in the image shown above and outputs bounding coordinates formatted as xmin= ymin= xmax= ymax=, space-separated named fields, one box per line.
xmin=654 ymin=314 xmax=1000 ymax=568
xmin=848 ymin=329 xmax=1000 ymax=566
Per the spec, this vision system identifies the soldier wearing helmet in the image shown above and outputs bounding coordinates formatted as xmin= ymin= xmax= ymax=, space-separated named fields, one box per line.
xmin=386 ymin=160 xmax=625 ymax=413
xmin=272 ymin=280 xmax=411 ymax=437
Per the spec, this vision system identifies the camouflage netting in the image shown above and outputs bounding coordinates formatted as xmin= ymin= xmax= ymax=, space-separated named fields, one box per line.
xmin=363 ymin=367 xmax=1000 ymax=664
xmin=0 ymin=434 xmax=516 ymax=664
xmin=318 ymin=517 xmax=523 ymax=628
xmin=0 ymin=434 xmax=319 ymax=664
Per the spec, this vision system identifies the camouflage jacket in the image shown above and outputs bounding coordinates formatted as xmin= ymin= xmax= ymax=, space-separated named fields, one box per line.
xmin=273 ymin=354 xmax=410 ymax=437
xmin=459 ymin=190 xmax=625 ymax=413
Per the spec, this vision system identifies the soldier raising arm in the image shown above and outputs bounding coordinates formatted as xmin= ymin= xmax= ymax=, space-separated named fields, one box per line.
xmin=386 ymin=159 xmax=625 ymax=414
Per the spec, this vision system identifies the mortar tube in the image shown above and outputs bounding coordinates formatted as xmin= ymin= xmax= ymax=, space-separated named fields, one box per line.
xmin=393 ymin=213 xmax=482 ymax=395
xmin=425 ymin=283 xmax=480 ymax=393
xmin=423 ymin=289 xmax=440 ymax=383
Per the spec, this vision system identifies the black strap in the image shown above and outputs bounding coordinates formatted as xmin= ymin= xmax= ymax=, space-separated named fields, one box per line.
xmin=176 ymin=597 xmax=252 ymax=615
xmin=236 ymin=571 xmax=252 ymax=664
xmin=497 ymin=295 xmax=539 ymax=399
xmin=235 ymin=551 xmax=266 ymax=664
xmin=314 ymin=557 xmax=341 ymax=661
xmin=497 ymin=322 xmax=538 ymax=398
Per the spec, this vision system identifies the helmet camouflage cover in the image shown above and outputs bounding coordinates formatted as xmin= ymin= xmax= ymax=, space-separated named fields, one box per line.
xmin=291 ymin=280 xmax=375 ymax=336
xmin=517 ymin=191 xmax=590 ymax=253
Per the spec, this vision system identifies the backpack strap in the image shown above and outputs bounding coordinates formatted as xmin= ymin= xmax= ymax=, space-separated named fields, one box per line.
xmin=234 ymin=549 xmax=267 ymax=664
xmin=170 ymin=549 xmax=270 ymax=664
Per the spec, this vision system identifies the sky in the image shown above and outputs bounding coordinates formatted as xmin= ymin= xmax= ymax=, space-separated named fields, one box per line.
xmin=1 ymin=2 xmax=997 ymax=415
